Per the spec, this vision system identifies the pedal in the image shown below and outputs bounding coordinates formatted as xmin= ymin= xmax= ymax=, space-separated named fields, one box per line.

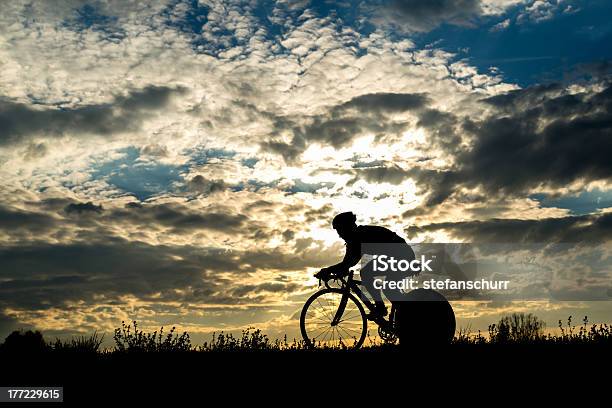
xmin=378 ymin=324 xmax=398 ymax=344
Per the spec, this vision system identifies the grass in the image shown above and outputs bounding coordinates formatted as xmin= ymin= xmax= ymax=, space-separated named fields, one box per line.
xmin=1 ymin=313 xmax=611 ymax=354
xmin=51 ymin=331 xmax=105 ymax=353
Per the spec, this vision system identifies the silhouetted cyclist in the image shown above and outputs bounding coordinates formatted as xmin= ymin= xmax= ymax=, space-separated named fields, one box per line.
xmin=316 ymin=212 xmax=415 ymax=318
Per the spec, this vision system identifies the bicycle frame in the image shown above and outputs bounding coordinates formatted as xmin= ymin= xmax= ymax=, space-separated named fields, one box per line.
xmin=325 ymin=271 xmax=388 ymax=327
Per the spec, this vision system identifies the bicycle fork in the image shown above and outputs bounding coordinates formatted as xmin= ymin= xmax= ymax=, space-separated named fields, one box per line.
xmin=331 ymin=292 xmax=350 ymax=326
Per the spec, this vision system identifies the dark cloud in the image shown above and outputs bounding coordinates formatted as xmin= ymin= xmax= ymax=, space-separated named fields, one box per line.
xmin=303 ymin=204 xmax=334 ymax=224
xmin=0 ymin=238 xmax=338 ymax=312
xmin=0 ymin=311 xmax=34 ymax=342
xmin=23 ymin=142 xmax=48 ymax=160
xmin=407 ymin=82 xmax=612 ymax=210
xmin=482 ymin=83 xmax=564 ymax=111
xmin=341 ymin=165 xmax=452 ymax=207
xmin=111 ymin=202 xmax=247 ymax=233
xmin=350 ymin=164 xmax=412 ymax=185
xmin=459 ymin=83 xmax=612 ymax=193
xmin=125 ymin=202 xmax=143 ymax=209
xmin=140 ymin=143 xmax=170 ymax=157
xmin=408 ymin=212 xmax=612 ymax=243
xmin=0 ymin=206 xmax=58 ymax=235
xmin=281 ymin=229 xmax=295 ymax=241
xmin=260 ymin=140 xmax=304 ymax=162
xmin=416 ymin=108 xmax=462 ymax=152
xmin=187 ymin=175 xmax=227 ymax=194
xmin=385 ymin=0 xmax=482 ymax=31
xmin=0 ymin=85 xmax=187 ymax=146
xmin=242 ymin=200 xmax=276 ymax=211
xmin=261 ymin=92 xmax=430 ymax=161
xmin=64 ymin=201 xmax=104 ymax=215
xmin=568 ymin=61 xmax=612 ymax=83
xmin=0 ymin=240 xmax=233 ymax=310
xmin=2 ymin=201 xmax=255 ymax=240
xmin=230 ymin=282 xmax=301 ymax=297
xmin=338 ymin=92 xmax=430 ymax=113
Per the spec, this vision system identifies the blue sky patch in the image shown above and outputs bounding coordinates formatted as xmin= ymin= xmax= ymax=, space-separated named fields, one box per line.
xmin=241 ymin=157 xmax=259 ymax=168
xmin=161 ymin=0 xmax=209 ymax=35
xmin=183 ymin=146 xmax=237 ymax=167
xmin=286 ymin=179 xmax=335 ymax=194
xmin=161 ymin=0 xmax=210 ymax=52
xmin=531 ymin=188 xmax=612 ymax=215
xmin=412 ymin=0 xmax=612 ymax=86
xmin=90 ymin=147 xmax=184 ymax=201
xmin=230 ymin=178 xmax=334 ymax=194
xmin=63 ymin=4 xmax=125 ymax=42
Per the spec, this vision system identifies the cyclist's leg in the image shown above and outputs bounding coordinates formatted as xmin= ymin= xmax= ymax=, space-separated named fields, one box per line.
xmin=381 ymin=245 xmax=417 ymax=302
xmin=360 ymin=261 xmax=387 ymax=315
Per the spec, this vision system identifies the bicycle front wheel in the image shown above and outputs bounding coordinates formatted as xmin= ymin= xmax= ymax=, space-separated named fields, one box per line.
xmin=300 ymin=288 xmax=367 ymax=349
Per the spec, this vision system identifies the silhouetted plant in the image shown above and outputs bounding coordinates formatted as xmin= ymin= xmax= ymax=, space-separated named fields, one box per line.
xmin=489 ymin=313 xmax=545 ymax=343
xmin=555 ymin=315 xmax=612 ymax=344
xmin=453 ymin=326 xmax=487 ymax=345
xmin=200 ymin=327 xmax=308 ymax=351
xmin=51 ymin=332 xmax=104 ymax=353
xmin=113 ymin=321 xmax=191 ymax=352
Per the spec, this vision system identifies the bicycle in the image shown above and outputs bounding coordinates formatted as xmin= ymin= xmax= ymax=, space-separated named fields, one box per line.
xmin=300 ymin=269 xmax=400 ymax=349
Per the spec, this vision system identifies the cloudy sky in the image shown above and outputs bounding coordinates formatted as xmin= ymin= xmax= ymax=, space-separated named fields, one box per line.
xmin=1 ymin=0 xmax=611 ymax=343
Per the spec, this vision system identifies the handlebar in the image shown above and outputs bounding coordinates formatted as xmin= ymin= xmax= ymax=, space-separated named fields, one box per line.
xmin=315 ymin=269 xmax=353 ymax=289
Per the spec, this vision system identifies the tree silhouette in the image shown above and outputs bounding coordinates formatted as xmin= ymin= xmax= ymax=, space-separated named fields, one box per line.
xmin=0 ymin=330 xmax=47 ymax=353
xmin=490 ymin=313 xmax=545 ymax=343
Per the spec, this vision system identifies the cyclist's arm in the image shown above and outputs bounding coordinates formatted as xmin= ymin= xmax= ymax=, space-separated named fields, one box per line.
xmin=325 ymin=242 xmax=361 ymax=274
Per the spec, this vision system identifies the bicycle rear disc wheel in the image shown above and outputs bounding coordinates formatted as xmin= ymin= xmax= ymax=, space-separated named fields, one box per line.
xmin=300 ymin=288 xmax=367 ymax=349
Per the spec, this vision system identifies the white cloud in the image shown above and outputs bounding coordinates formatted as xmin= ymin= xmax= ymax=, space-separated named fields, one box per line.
xmin=490 ymin=18 xmax=511 ymax=31
xmin=480 ymin=0 xmax=528 ymax=15
xmin=517 ymin=0 xmax=573 ymax=23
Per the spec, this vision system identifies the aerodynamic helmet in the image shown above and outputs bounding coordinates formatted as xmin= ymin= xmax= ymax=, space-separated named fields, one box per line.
xmin=332 ymin=211 xmax=357 ymax=230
